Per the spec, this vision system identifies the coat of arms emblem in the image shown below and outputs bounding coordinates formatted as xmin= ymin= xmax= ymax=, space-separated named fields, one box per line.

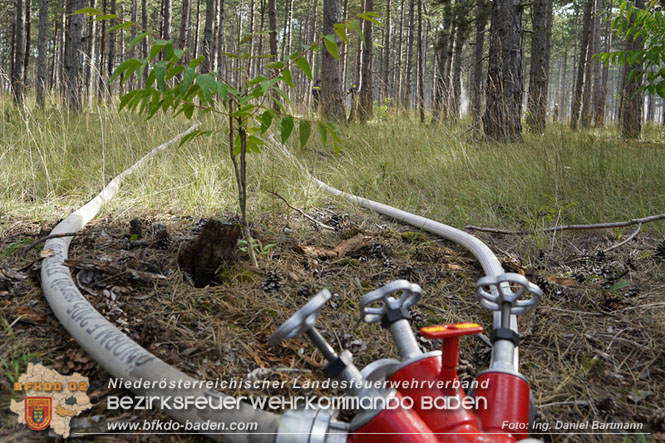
xmin=25 ymin=397 xmax=52 ymax=431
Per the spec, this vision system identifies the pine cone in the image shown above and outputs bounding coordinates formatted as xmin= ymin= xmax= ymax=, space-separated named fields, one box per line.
xmin=262 ymin=269 xmax=284 ymax=293
xmin=53 ymin=349 xmax=96 ymax=376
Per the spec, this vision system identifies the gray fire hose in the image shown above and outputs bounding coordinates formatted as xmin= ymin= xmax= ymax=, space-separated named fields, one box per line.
xmin=40 ymin=125 xmax=279 ymax=442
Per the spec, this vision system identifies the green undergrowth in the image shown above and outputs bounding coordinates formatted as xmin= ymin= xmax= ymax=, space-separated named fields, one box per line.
xmin=1 ymin=97 xmax=664 ymax=238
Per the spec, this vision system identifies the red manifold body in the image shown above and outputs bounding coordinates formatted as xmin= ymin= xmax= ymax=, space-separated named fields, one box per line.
xmin=473 ymin=370 xmax=531 ymax=441
xmin=348 ymin=391 xmax=438 ymax=443
xmin=348 ymin=322 xmax=532 ymax=442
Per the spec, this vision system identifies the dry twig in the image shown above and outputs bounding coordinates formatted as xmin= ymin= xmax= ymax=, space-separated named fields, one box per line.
xmin=465 ymin=213 xmax=665 ymax=235
xmin=266 ymin=190 xmax=335 ymax=231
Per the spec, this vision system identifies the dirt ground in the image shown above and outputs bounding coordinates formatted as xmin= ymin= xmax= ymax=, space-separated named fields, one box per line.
xmin=0 ymin=208 xmax=663 ymax=442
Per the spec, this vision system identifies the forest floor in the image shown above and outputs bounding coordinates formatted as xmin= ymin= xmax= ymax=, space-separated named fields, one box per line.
xmin=0 ymin=206 xmax=664 ymax=442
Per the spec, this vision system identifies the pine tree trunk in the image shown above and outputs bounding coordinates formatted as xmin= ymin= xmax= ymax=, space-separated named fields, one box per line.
xmin=471 ymin=0 xmax=488 ymax=126
xmin=580 ymin=0 xmax=596 ymax=128
xmin=403 ymin=0 xmax=415 ymax=109
xmin=202 ymin=0 xmax=216 ymax=72
xmin=570 ymin=0 xmax=593 ymax=130
xmin=417 ymin=0 xmax=425 ymax=122
xmin=450 ymin=11 xmax=468 ymax=121
xmin=382 ymin=0 xmax=391 ymax=103
xmin=321 ymin=0 xmax=346 ymax=121
xmin=37 ymin=0 xmax=50 ymax=107
xmin=526 ymin=0 xmax=553 ymax=133
xmin=142 ymin=0 xmax=148 ymax=85
xmin=180 ymin=0 xmax=192 ymax=60
xmin=12 ymin=0 xmax=25 ymax=105
xmin=620 ymin=0 xmax=644 ymax=138
xmin=65 ymin=0 xmax=86 ymax=110
xmin=594 ymin=2 xmax=611 ymax=127
xmin=359 ymin=0 xmax=374 ymax=122
xmin=483 ymin=0 xmax=524 ymax=142
xmin=107 ymin=0 xmax=116 ymax=95
xmin=216 ymin=0 xmax=225 ymax=78
xmin=163 ymin=0 xmax=172 ymax=39
xmin=23 ymin=0 xmax=30 ymax=87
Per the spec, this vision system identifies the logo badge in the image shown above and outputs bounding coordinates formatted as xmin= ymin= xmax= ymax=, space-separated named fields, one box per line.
xmin=25 ymin=397 xmax=52 ymax=431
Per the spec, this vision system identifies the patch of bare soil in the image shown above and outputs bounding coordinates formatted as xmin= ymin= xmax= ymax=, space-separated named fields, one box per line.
xmin=0 ymin=210 xmax=663 ymax=442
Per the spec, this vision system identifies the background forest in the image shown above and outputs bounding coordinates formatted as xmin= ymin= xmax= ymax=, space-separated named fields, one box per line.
xmin=1 ymin=0 xmax=664 ymax=138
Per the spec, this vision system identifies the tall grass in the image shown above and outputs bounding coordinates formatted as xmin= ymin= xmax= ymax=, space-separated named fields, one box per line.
xmin=1 ymin=97 xmax=664 ymax=236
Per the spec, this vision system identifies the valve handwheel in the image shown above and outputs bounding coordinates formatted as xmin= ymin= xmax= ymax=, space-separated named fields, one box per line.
xmin=269 ymin=289 xmax=332 ymax=346
xmin=476 ymin=273 xmax=543 ymax=315
xmin=360 ymin=280 xmax=422 ymax=324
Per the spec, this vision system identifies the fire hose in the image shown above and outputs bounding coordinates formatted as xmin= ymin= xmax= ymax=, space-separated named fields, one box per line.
xmin=39 ymin=125 xmax=544 ymax=442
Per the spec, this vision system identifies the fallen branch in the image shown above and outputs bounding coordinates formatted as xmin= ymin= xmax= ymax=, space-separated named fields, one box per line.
xmin=465 ymin=213 xmax=665 ymax=235
xmin=602 ymin=223 xmax=642 ymax=253
xmin=266 ymin=190 xmax=335 ymax=231
xmin=21 ymin=232 xmax=79 ymax=257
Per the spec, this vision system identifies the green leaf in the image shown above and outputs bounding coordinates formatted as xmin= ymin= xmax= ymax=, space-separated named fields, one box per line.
xmin=217 ymin=82 xmax=228 ymax=103
xmin=347 ymin=20 xmax=365 ymax=44
xmin=74 ymin=7 xmax=103 ymax=15
xmin=358 ymin=12 xmax=384 ymax=27
xmin=266 ymin=61 xmax=285 ymax=69
xmin=189 ymin=55 xmax=206 ymax=68
xmin=317 ymin=121 xmax=328 ymax=147
xmin=178 ymin=129 xmax=203 ymax=147
xmin=197 ymin=73 xmax=217 ymax=104
xmin=119 ymin=90 xmax=138 ymax=111
xmin=246 ymin=135 xmax=265 ymax=153
xmin=282 ymin=68 xmax=294 ymax=88
xmin=280 ymin=116 xmax=294 ymax=144
xmin=110 ymin=59 xmax=141 ymax=83
xmin=129 ymin=31 xmax=150 ymax=49
xmin=183 ymin=102 xmax=195 ymax=119
xmin=323 ymin=34 xmax=339 ymax=60
xmin=155 ymin=63 xmax=167 ymax=92
xmin=656 ymin=81 xmax=665 ymax=99
xmin=179 ymin=67 xmax=196 ymax=97
xmin=260 ymin=110 xmax=274 ymax=134
xmin=93 ymin=14 xmax=118 ymax=21
xmin=108 ymin=22 xmax=134 ymax=32
xmin=149 ymin=40 xmax=170 ymax=60
xmin=294 ymin=57 xmax=313 ymax=80
xmin=289 ymin=50 xmax=301 ymax=60
xmin=334 ymin=24 xmax=349 ymax=44
xmin=299 ymin=120 xmax=311 ymax=149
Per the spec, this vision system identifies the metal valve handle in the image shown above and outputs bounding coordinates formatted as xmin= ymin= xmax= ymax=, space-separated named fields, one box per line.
xmin=360 ymin=280 xmax=422 ymax=324
xmin=269 ymin=289 xmax=332 ymax=346
xmin=476 ymin=273 xmax=543 ymax=315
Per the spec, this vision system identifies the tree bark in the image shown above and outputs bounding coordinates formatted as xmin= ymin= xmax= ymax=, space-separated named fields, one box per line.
xmin=37 ymin=0 xmax=50 ymax=107
xmin=65 ymin=0 xmax=86 ymax=110
xmin=359 ymin=0 xmax=374 ymax=122
xmin=431 ymin=0 xmax=451 ymax=122
xmin=570 ymin=0 xmax=593 ymax=130
xmin=620 ymin=0 xmax=645 ymax=139
xmin=403 ymin=0 xmax=415 ymax=109
xmin=417 ymin=0 xmax=425 ymax=122
xmin=12 ymin=0 xmax=25 ymax=105
xmin=202 ymin=0 xmax=216 ymax=72
xmin=321 ymin=0 xmax=346 ymax=121
xmin=382 ymin=0 xmax=391 ymax=103
xmin=483 ymin=0 xmax=524 ymax=142
xmin=470 ymin=0 xmax=489 ymax=126
xmin=180 ymin=0 xmax=192 ymax=59
xmin=107 ymin=0 xmax=116 ymax=94
xmin=594 ymin=2 xmax=611 ymax=127
xmin=162 ymin=0 xmax=172 ymax=39
xmin=216 ymin=0 xmax=226 ymax=78
xmin=23 ymin=0 xmax=30 ymax=86
xmin=526 ymin=0 xmax=553 ymax=133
